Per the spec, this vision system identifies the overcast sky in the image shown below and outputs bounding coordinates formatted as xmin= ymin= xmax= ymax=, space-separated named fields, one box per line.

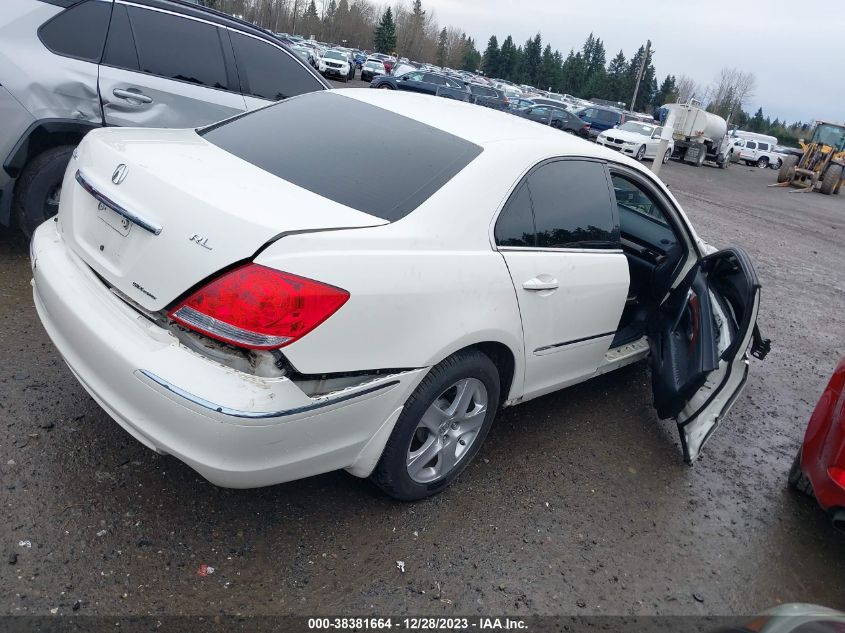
xmin=421 ymin=0 xmax=844 ymax=124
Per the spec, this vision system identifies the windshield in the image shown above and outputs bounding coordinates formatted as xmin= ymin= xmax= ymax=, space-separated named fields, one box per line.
xmin=365 ymin=62 xmax=383 ymax=69
xmin=813 ymin=123 xmax=845 ymax=151
xmin=619 ymin=122 xmax=655 ymax=136
xmin=324 ymin=50 xmax=345 ymax=61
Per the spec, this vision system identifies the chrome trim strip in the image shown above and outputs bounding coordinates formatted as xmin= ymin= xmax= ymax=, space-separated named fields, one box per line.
xmin=498 ymin=246 xmax=623 ymax=254
xmin=75 ymin=170 xmax=163 ymax=235
xmin=136 ymin=369 xmax=400 ymax=419
xmin=534 ymin=331 xmax=615 ymax=353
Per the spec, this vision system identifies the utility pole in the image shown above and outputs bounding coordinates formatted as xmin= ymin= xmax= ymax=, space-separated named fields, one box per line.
xmin=630 ymin=39 xmax=651 ymax=113
xmin=651 ymin=108 xmax=675 ymax=178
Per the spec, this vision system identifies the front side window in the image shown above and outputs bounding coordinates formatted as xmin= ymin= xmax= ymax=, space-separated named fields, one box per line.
xmin=39 ymin=0 xmax=111 ymax=62
xmin=230 ymin=32 xmax=324 ymax=101
xmin=126 ymin=7 xmax=229 ymax=90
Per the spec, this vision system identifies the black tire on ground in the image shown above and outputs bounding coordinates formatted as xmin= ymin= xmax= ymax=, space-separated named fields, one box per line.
xmin=719 ymin=153 xmax=729 ymax=169
xmin=370 ymin=349 xmax=501 ymax=501
xmin=13 ymin=144 xmax=76 ymax=239
xmin=788 ymin=449 xmax=814 ymax=497
xmin=696 ymin=146 xmax=706 ymax=167
xmin=379 ymin=84 xmax=393 ymax=90
xmin=635 ymin=145 xmax=646 ymax=161
xmin=772 ymin=158 xmax=782 ymax=170
xmin=663 ymin=148 xmax=672 ymax=164
xmin=756 ymin=157 xmax=769 ymax=168
xmin=820 ymin=164 xmax=843 ymax=195
xmin=778 ymin=155 xmax=798 ymax=183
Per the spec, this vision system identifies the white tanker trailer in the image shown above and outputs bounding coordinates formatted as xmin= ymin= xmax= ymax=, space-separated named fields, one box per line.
xmin=661 ymin=101 xmax=732 ymax=168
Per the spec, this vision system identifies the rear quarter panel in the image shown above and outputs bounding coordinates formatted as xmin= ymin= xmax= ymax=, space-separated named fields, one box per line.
xmin=254 ymin=148 xmax=529 ymax=400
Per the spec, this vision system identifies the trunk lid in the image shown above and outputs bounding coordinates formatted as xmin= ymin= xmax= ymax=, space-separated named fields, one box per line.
xmin=60 ymin=127 xmax=386 ymax=311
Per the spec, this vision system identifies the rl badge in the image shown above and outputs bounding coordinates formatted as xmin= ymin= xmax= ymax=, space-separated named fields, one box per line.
xmin=189 ymin=233 xmax=212 ymax=250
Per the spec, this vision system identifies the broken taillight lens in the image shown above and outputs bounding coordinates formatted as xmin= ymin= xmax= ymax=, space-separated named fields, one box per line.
xmin=168 ymin=264 xmax=349 ymax=350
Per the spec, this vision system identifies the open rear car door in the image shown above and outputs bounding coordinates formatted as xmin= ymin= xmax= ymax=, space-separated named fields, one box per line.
xmin=649 ymin=247 xmax=771 ymax=463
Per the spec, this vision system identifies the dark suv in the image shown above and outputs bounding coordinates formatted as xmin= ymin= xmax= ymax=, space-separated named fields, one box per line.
xmin=0 ymin=0 xmax=328 ymax=236
xmin=574 ymin=105 xmax=624 ymax=139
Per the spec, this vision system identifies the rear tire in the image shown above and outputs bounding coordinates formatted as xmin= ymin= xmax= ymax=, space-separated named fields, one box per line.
xmin=370 ymin=349 xmax=500 ymax=501
xmin=778 ymin=155 xmax=798 ymax=183
xmin=13 ymin=144 xmax=76 ymax=239
xmin=756 ymin=157 xmax=769 ymax=169
xmin=379 ymin=84 xmax=393 ymax=90
xmin=788 ymin=449 xmax=814 ymax=497
xmin=820 ymin=164 xmax=843 ymax=195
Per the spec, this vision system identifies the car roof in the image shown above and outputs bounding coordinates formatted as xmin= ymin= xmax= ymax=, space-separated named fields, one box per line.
xmin=334 ymin=90 xmax=644 ymax=165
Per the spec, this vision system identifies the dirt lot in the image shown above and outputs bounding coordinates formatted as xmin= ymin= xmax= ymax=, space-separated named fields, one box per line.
xmin=1 ymin=115 xmax=844 ymax=617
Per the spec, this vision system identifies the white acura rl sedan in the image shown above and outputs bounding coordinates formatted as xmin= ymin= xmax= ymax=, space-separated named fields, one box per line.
xmin=30 ymin=90 xmax=769 ymax=500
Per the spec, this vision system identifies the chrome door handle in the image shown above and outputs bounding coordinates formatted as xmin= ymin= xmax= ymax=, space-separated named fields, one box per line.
xmin=522 ymin=277 xmax=559 ymax=291
xmin=113 ymin=88 xmax=153 ymax=104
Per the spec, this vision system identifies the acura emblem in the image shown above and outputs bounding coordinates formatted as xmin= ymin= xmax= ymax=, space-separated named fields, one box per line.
xmin=111 ymin=164 xmax=128 ymax=185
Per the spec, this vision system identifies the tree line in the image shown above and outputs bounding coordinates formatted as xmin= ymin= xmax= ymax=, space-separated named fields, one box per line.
xmin=202 ymin=0 xmax=805 ymax=143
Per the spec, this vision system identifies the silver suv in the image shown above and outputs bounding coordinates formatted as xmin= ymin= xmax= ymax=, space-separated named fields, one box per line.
xmin=0 ymin=0 xmax=329 ymax=236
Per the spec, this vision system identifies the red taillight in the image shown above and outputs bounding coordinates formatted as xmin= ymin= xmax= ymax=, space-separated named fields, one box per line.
xmin=168 ymin=264 xmax=349 ymax=350
xmin=830 ymin=467 xmax=845 ymax=489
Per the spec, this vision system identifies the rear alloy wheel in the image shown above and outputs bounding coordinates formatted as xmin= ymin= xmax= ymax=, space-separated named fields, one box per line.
xmin=663 ymin=148 xmax=672 ymax=164
xmin=13 ymin=144 xmax=76 ymax=239
xmin=772 ymin=158 xmax=782 ymax=170
xmin=756 ymin=157 xmax=769 ymax=169
xmin=635 ymin=145 xmax=646 ymax=161
xmin=371 ymin=350 xmax=500 ymax=501
xmin=379 ymin=84 xmax=393 ymax=90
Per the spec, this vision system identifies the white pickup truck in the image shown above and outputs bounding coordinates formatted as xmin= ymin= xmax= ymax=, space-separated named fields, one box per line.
xmin=728 ymin=132 xmax=780 ymax=168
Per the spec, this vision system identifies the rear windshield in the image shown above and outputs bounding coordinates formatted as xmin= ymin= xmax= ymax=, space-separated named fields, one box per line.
xmin=199 ymin=92 xmax=482 ymax=221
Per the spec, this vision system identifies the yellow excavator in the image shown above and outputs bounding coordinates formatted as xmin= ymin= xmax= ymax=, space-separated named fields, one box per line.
xmin=773 ymin=121 xmax=845 ymax=194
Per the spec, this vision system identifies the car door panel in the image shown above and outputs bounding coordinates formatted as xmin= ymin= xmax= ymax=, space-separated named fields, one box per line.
xmin=502 ymin=251 xmax=629 ymax=399
xmin=99 ymin=4 xmax=246 ymax=128
xmin=99 ymin=65 xmax=247 ymax=128
xmin=494 ymin=159 xmax=628 ymax=401
xmin=649 ymin=247 xmax=763 ymax=462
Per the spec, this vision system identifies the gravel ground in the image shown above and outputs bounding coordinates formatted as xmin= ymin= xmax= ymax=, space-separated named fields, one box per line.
xmin=1 ymin=95 xmax=844 ymax=618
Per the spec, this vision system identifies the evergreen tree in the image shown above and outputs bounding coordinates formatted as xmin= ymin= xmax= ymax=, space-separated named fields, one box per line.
xmin=520 ymin=33 xmax=542 ymax=87
xmin=481 ymin=35 xmax=500 ymax=77
xmin=301 ymin=0 xmax=319 ymax=38
xmin=498 ymin=35 xmax=518 ymax=81
xmin=436 ymin=27 xmax=448 ymax=67
xmin=655 ymin=74 xmax=677 ymax=106
xmin=750 ymin=107 xmax=765 ymax=132
xmin=539 ymin=44 xmax=559 ymax=91
xmin=604 ymin=50 xmax=627 ymax=101
xmin=462 ymin=37 xmax=481 ymax=71
xmin=373 ymin=7 xmax=396 ymax=54
xmin=323 ymin=0 xmax=337 ymax=39
xmin=560 ymin=50 xmax=586 ymax=95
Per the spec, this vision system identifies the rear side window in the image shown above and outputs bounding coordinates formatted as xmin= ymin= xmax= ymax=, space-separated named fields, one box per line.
xmin=230 ymin=32 xmax=325 ymax=101
xmin=495 ymin=160 xmax=618 ymax=249
xmin=126 ymin=7 xmax=229 ymax=90
xmin=425 ymin=74 xmax=447 ymax=85
xmin=39 ymin=0 xmax=111 ymax=62
xmin=494 ymin=184 xmax=534 ymax=247
xmin=758 ymin=142 xmax=769 ymax=151
xmin=746 ymin=141 xmax=757 ymax=149
xmin=200 ymin=92 xmax=482 ymax=221
xmin=102 ymin=4 xmax=139 ymax=70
